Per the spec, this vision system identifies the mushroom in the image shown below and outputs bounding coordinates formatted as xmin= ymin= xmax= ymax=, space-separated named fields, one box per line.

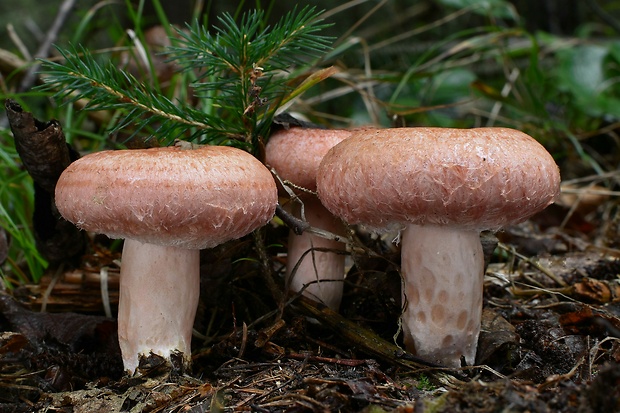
xmin=265 ymin=127 xmax=351 ymax=310
xmin=55 ymin=145 xmax=277 ymax=373
xmin=316 ymin=127 xmax=560 ymax=367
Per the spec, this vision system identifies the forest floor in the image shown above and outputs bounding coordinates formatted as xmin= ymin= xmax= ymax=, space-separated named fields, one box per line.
xmin=1 ymin=197 xmax=620 ymax=412
xmin=2 ymin=2 xmax=620 ymax=411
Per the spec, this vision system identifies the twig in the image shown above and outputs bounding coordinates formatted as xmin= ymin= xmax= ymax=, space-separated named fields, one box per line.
xmin=586 ymin=0 xmax=620 ymax=34
xmin=537 ymin=354 xmax=586 ymax=391
xmin=275 ymin=204 xmax=310 ymax=236
xmin=286 ymin=352 xmax=368 ymax=366
xmin=275 ymin=204 xmax=351 ymax=244
xmin=292 ymin=295 xmax=441 ymax=372
xmin=285 ymin=246 xmax=349 ymax=296
xmin=497 ymin=242 xmax=567 ymax=287
xmin=18 ymin=0 xmax=77 ymax=92
xmin=253 ymin=229 xmax=283 ymax=302
xmin=6 ymin=24 xmax=32 ymax=61
xmin=100 ymin=266 xmax=112 ymax=318
xmin=40 ymin=264 xmax=63 ymax=312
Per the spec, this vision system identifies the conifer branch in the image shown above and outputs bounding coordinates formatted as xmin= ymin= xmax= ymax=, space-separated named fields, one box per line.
xmin=38 ymin=6 xmax=334 ymax=149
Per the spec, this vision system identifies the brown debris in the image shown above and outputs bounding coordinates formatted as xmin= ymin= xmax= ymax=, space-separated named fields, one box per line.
xmin=4 ymin=101 xmax=620 ymax=412
xmin=17 ymin=267 xmax=120 ymax=314
xmin=559 ymin=304 xmax=620 ymax=337
xmin=0 ymin=292 xmax=122 ymax=401
xmin=573 ymin=277 xmax=620 ymax=303
xmin=4 ymin=99 xmax=86 ymax=264
xmin=5 ymin=99 xmax=73 ymax=195
xmin=475 ymin=309 xmax=519 ymax=366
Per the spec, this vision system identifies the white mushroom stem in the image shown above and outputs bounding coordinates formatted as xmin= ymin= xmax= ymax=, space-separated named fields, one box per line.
xmin=400 ymin=224 xmax=484 ymax=368
xmin=287 ymin=196 xmax=346 ymax=310
xmin=117 ymin=239 xmax=200 ymax=374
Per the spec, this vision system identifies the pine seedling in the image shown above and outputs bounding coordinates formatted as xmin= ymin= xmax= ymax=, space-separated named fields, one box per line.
xmin=39 ymin=6 xmax=334 ymax=151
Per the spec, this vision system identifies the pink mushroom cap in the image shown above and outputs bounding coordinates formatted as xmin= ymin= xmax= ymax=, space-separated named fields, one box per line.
xmin=266 ymin=127 xmax=353 ymax=192
xmin=55 ymin=145 xmax=277 ymax=248
xmin=317 ymin=127 xmax=560 ymax=232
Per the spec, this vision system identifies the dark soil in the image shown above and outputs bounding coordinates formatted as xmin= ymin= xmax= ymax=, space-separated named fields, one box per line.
xmin=1 ymin=200 xmax=620 ymax=412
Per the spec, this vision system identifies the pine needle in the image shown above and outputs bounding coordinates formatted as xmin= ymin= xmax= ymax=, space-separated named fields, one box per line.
xmin=38 ymin=6 xmax=334 ymax=149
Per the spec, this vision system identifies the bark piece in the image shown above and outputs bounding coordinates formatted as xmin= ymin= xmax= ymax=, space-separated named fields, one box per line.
xmin=5 ymin=99 xmax=73 ymax=194
xmin=4 ymin=99 xmax=85 ymax=264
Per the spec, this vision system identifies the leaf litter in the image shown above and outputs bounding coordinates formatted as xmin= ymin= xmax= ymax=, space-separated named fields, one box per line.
xmin=1 ymin=105 xmax=620 ymax=412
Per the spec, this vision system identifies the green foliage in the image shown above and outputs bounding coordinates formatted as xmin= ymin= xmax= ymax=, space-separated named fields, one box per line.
xmin=43 ymin=45 xmax=225 ymax=143
xmin=1 ymin=4 xmax=334 ymax=285
xmin=436 ymin=0 xmax=518 ymax=20
xmin=415 ymin=374 xmax=436 ymax=391
xmin=554 ymin=40 xmax=620 ymax=119
xmin=0 ymin=130 xmax=47 ymax=284
xmin=3 ymin=0 xmax=620 ymax=288
xmin=39 ymin=6 xmax=334 ymax=151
